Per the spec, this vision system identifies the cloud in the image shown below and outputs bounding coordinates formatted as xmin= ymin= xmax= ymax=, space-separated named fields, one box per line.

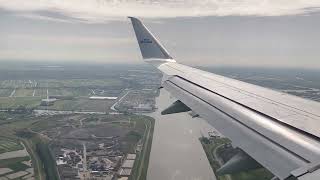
xmin=5 ymin=34 xmax=134 ymax=46
xmin=1 ymin=0 xmax=320 ymax=23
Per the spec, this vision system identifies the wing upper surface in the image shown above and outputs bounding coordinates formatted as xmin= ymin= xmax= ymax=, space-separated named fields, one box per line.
xmin=159 ymin=62 xmax=320 ymax=138
xmin=129 ymin=17 xmax=320 ymax=179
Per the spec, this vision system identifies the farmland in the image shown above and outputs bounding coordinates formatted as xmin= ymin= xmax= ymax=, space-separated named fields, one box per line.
xmin=0 ymin=79 xmax=123 ymax=112
xmin=0 ymin=138 xmax=23 ymax=154
xmin=0 ymin=63 xmax=160 ymax=180
xmin=0 ymin=136 xmax=35 ymax=180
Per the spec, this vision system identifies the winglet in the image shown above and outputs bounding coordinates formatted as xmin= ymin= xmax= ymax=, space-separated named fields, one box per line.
xmin=129 ymin=17 xmax=175 ymax=63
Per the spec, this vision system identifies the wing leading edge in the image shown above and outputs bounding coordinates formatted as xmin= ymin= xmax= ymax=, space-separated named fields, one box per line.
xmin=129 ymin=17 xmax=320 ymax=180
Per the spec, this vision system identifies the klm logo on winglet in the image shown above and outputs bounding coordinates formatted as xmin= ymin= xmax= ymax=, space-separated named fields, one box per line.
xmin=140 ymin=38 xmax=152 ymax=44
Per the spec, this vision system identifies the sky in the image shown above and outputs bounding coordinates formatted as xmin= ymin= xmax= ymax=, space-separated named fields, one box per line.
xmin=0 ymin=0 xmax=320 ymax=68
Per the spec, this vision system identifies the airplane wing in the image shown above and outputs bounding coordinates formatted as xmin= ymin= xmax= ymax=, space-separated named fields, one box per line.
xmin=129 ymin=17 xmax=320 ymax=180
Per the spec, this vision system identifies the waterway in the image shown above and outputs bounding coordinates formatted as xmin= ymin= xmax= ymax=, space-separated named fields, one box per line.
xmin=147 ymin=90 xmax=216 ymax=180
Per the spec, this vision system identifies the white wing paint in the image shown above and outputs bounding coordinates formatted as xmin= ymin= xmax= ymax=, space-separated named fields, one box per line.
xmin=129 ymin=17 xmax=320 ymax=180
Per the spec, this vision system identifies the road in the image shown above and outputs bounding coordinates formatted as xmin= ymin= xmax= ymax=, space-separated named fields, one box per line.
xmin=90 ymin=89 xmax=95 ymax=95
xmin=79 ymin=118 xmax=86 ymax=127
xmin=83 ymin=142 xmax=87 ymax=171
xmin=9 ymin=88 xmax=16 ymax=97
xmin=33 ymin=109 xmax=119 ymax=116
xmin=80 ymin=142 xmax=91 ymax=180
xmin=110 ymin=90 xmax=130 ymax=111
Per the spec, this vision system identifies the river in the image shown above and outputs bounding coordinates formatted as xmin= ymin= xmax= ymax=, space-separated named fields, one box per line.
xmin=147 ymin=90 xmax=216 ymax=180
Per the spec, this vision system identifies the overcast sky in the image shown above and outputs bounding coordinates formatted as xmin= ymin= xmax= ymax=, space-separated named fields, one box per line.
xmin=1 ymin=0 xmax=320 ymax=68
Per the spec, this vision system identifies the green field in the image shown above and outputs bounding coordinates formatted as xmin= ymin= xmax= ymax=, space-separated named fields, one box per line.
xmin=0 ymin=88 xmax=69 ymax=98
xmin=36 ymin=79 xmax=123 ymax=88
xmin=0 ymin=138 xmax=24 ymax=153
xmin=0 ymin=89 xmax=13 ymax=97
xmin=129 ymin=116 xmax=155 ymax=180
xmin=200 ymin=137 xmax=231 ymax=179
xmin=0 ymin=156 xmax=30 ymax=172
xmin=48 ymin=88 xmax=91 ymax=97
xmin=16 ymin=131 xmax=54 ymax=180
xmin=37 ymin=98 xmax=115 ymax=112
xmin=200 ymin=137 xmax=273 ymax=180
xmin=0 ymin=79 xmax=123 ymax=96
xmin=0 ymin=97 xmax=41 ymax=109
xmin=0 ymin=138 xmax=33 ymax=179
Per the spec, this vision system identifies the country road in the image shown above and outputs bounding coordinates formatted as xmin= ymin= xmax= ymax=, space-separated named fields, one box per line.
xmin=110 ymin=90 xmax=130 ymax=111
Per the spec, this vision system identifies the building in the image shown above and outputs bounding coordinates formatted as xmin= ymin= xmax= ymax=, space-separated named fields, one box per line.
xmin=89 ymin=96 xmax=118 ymax=100
xmin=118 ymin=168 xmax=132 ymax=177
xmin=118 ymin=154 xmax=136 ymax=178
xmin=40 ymin=98 xmax=57 ymax=106
xmin=132 ymin=103 xmax=153 ymax=111
xmin=126 ymin=154 xmax=136 ymax=160
xmin=121 ymin=160 xmax=134 ymax=169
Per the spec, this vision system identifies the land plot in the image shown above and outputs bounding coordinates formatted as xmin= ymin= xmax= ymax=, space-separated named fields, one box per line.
xmin=34 ymin=88 xmax=47 ymax=97
xmin=0 ymin=156 xmax=30 ymax=173
xmin=39 ymin=98 xmax=115 ymax=112
xmin=0 ymin=89 xmax=12 ymax=97
xmin=14 ymin=89 xmax=34 ymax=97
xmin=48 ymin=88 xmax=91 ymax=97
xmin=0 ymin=138 xmax=23 ymax=154
xmin=37 ymin=79 xmax=123 ymax=88
xmin=0 ymin=97 xmax=41 ymax=109
xmin=63 ymin=79 xmax=123 ymax=88
xmin=0 ymin=80 xmax=27 ymax=89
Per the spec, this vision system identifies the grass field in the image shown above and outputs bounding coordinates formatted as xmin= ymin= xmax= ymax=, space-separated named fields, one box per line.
xmin=200 ymin=137 xmax=273 ymax=180
xmin=0 ymin=97 xmax=41 ymax=109
xmin=0 ymin=138 xmax=24 ymax=154
xmin=129 ymin=116 xmax=155 ymax=180
xmin=37 ymin=98 xmax=115 ymax=112
xmin=36 ymin=79 xmax=123 ymax=88
xmin=0 ymin=138 xmax=33 ymax=179
xmin=0 ymin=80 xmax=18 ymax=88
xmin=0 ymin=156 xmax=30 ymax=171
xmin=48 ymin=88 xmax=91 ymax=97
xmin=0 ymin=80 xmax=35 ymax=89
xmin=0 ymin=78 xmax=123 ymax=95
xmin=0 ymin=89 xmax=13 ymax=97
xmin=34 ymin=88 xmax=47 ymax=97
xmin=14 ymin=88 xmax=34 ymax=97
xmin=200 ymin=137 xmax=230 ymax=180
xmin=0 ymin=87 xmax=116 ymax=98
